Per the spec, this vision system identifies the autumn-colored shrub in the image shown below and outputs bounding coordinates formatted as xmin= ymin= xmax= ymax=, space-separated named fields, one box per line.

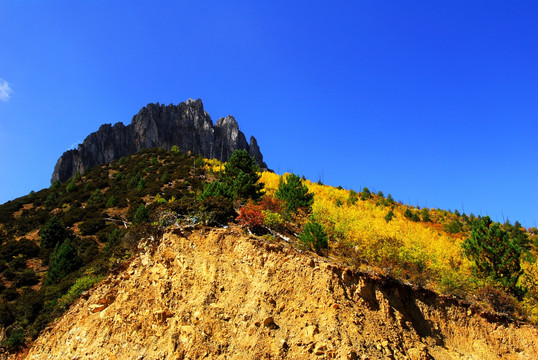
xmin=259 ymin=195 xmax=284 ymax=214
xmin=237 ymin=202 xmax=265 ymax=233
xmin=263 ymin=211 xmax=285 ymax=232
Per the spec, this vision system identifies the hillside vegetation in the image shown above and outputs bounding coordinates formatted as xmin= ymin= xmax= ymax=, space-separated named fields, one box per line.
xmin=0 ymin=148 xmax=536 ymax=353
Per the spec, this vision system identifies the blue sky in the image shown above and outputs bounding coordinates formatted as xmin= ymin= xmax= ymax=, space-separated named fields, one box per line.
xmin=0 ymin=1 xmax=536 ymax=227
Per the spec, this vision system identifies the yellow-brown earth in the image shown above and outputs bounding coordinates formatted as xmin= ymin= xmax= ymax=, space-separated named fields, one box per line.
xmin=13 ymin=226 xmax=538 ymax=359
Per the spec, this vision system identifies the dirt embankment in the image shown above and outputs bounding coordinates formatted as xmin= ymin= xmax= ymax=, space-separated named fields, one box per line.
xmin=17 ymin=226 xmax=538 ymax=359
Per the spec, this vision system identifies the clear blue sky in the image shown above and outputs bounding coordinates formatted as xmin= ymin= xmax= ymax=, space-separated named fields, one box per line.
xmin=0 ymin=1 xmax=536 ymax=227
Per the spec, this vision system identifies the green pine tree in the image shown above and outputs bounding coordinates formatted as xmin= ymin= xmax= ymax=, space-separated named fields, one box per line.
xmin=39 ymin=217 xmax=69 ymax=249
xmin=275 ymin=173 xmax=314 ymax=214
xmin=46 ymin=238 xmax=81 ymax=284
xmin=299 ymin=221 xmax=328 ymax=254
xmin=462 ymin=216 xmax=523 ymax=292
xmin=133 ymin=204 xmax=150 ymax=224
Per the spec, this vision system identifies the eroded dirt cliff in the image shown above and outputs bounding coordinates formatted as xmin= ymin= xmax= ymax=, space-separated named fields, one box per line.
xmin=18 ymin=226 xmax=538 ymax=359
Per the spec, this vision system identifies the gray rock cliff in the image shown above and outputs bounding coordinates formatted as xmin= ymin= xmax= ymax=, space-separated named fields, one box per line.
xmin=51 ymin=99 xmax=267 ymax=183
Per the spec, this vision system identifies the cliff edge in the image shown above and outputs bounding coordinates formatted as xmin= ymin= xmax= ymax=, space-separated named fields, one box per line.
xmin=20 ymin=226 xmax=538 ymax=359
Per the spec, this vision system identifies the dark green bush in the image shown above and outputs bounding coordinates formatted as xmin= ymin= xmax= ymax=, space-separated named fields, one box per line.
xmin=133 ymin=204 xmax=149 ymax=224
xmin=299 ymin=221 xmax=328 ymax=254
xmin=15 ymin=269 xmax=39 ymax=287
xmin=275 ymin=173 xmax=314 ymax=215
xmin=79 ymin=218 xmax=106 ymax=236
xmin=46 ymin=239 xmax=81 ymax=285
xmin=87 ymin=189 xmax=105 ymax=207
xmin=2 ymin=286 xmax=20 ymax=301
xmin=5 ymin=326 xmax=25 ymax=350
xmin=39 ymin=217 xmax=69 ymax=249
xmin=360 ymin=187 xmax=371 ymax=201
xmin=66 ymin=180 xmax=77 ymax=193
xmin=421 ymin=208 xmax=431 ymax=222
xmin=347 ymin=190 xmax=358 ymax=205
xmin=43 ymin=192 xmax=58 ymax=209
xmin=445 ymin=220 xmax=463 ymax=234
xmin=106 ymin=196 xmax=117 ymax=208
xmin=462 ymin=216 xmax=523 ymax=293
xmin=9 ymin=255 xmax=26 ymax=271
xmin=198 ymin=196 xmax=235 ymax=226
xmin=15 ymin=289 xmax=43 ymax=324
xmin=0 ymin=238 xmax=40 ymax=261
xmin=0 ymin=302 xmax=14 ymax=327
xmin=384 ymin=210 xmax=395 ymax=223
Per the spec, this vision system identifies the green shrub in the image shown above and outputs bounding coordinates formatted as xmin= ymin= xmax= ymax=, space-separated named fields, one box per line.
xmin=106 ymin=196 xmax=117 ymax=208
xmin=136 ymin=178 xmax=146 ymax=191
xmin=360 ymin=187 xmax=371 ymax=201
xmin=9 ymin=255 xmax=26 ymax=271
xmin=107 ymin=228 xmax=123 ymax=245
xmin=0 ymin=238 xmax=40 ymax=261
xmin=46 ymin=239 xmax=81 ymax=285
xmin=15 ymin=288 xmax=43 ymax=324
xmin=421 ymin=208 xmax=431 ymax=222
xmin=128 ymin=172 xmax=142 ymax=189
xmin=153 ymin=194 xmax=167 ymax=205
xmin=462 ymin=216 xmax=523 ymax=293
xmin=200 ymin=180 xmax=232 ymax=200
xmin=2 ymin=286 xmax=20 ymax=301
xmin=79 ymin=218 xmax=106 ymax=236
xmin=0 ymin=302 xmax=14 ymax=327
xmin=263 ymin=211 xmax=285 ymax=232
xmin=39 ymin=217 xmax=69 ymax=249
xmin=197 ymin=196 xmax=235 ymax=226
xmin=384 ymin=210 xmax=395 ymax=223
xmin=299 ymin=221 xmax=328 ymax=254
xmin=57 ymin=274 xmax=104 ymax=308
xmin=275 ymin=173 xmax=314 ymax=215
xmin=161 ymin=171 xmax=170 ymax=183
xmin=66 ymin=179 xmax=77 ymax=193
xmin=218 ymin=150 xmax=263 ymax=201
xmin=15 ymin=269 xmax=39 ymax=287
xmin=5 ymin=326 xmax=25 ymax=350
xmin=133 ymin=204 xmax=149 ymax=224
xmin=87 ymin=189 xmax=105 ymax=207
xmin=347 ymin=190 xmax=358 ymax=205
xmin=43 ymin=192 xmax=58 ymax=209
xmin=445 ymin=220 xmax=463 ymax=234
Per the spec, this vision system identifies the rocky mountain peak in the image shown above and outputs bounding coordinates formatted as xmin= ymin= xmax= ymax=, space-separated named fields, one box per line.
xmin=51 ymin=99 xmax=267 ymax=183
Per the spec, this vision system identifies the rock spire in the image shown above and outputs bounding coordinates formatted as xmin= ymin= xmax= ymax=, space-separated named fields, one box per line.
xmin=51 ymin=99 xmax=267 ymax=183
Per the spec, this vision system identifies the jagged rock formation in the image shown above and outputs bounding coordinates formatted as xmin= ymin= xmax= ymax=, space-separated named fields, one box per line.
xmin=51 ymin=99 xmax=267 ymax=183
xmin=21 ymin=226 xmax=538 ymax=359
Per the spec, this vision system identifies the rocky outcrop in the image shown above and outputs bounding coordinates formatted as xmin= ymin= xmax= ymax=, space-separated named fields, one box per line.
xmin=51 ymin=99 xmax=267 ymax=183
xmin=22 ymin=226 xmax=538 ymax=359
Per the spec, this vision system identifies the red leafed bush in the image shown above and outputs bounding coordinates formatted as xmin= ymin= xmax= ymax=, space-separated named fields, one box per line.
xmin=258 ymin=195 xmax=284 ymax=213
xmin=237 ymin=202 xmax=265 ymax=232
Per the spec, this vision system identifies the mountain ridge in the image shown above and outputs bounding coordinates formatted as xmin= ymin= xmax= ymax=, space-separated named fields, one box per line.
xmin=51 ymin=98 xmax=267 ymax=183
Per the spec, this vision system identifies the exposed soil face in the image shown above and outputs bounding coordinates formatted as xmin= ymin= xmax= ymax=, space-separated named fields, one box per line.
xmin=15 ymin=226 xmax=538 ymax=359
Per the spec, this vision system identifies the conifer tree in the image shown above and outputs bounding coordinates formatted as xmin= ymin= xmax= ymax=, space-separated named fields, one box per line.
xmin=275 ymin=173 xmax=314 ymax=214
xmin=462 ymin=216 xmax=523 ymax=292
xmin=39 ymin=217 xmax=68 ymax=249
xmin=46 ymin=238 xmax=81 ymax=284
